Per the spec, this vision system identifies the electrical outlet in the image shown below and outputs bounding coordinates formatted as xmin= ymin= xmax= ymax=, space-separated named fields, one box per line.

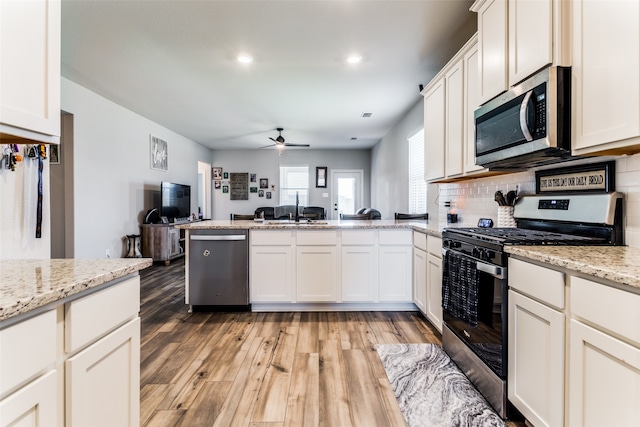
xmin=444 ymin=201 xmax=451 ymax=208
xmin=106 ymin=249 xmax=110 ymax=258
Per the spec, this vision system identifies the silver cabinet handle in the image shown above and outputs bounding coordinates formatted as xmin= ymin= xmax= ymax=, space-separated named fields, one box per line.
xmin=476 ymin=261 xmax=505 ymax=279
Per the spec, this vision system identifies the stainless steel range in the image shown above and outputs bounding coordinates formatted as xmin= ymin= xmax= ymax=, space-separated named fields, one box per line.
xmin=441 ymin=192 xmax=624 ymax=418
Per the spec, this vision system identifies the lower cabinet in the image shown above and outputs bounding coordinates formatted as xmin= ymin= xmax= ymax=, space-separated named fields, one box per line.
xmin=508 ymin=290 xmax=565 ymax=427
xmin=296 ymin=246 xmax=339 ymax=302
xmin=342 ymin=245 xmax=376 ymax=301
xmin=66 ymin=318 xmax=140 ymax=427
xmin=250 ymin=246 xmax=294 ymax=302
xmin=0 ymin=368 xmax=57 ymax=427
xmin=379 ymin=230 xmax=413 ymax=302
xmin=412 ymin=247 xmax=427 ymax=313
xmin=425 ymin=252 xmax=443 ymax=332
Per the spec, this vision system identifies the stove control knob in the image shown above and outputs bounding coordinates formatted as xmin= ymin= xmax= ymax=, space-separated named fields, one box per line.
xmin=485 ymin=250 xmax=495 ymax=260
xmin=472 ymin=248 xmax=481 ymax=258
xmin=450 ymin=241 xmax=461 ymax=249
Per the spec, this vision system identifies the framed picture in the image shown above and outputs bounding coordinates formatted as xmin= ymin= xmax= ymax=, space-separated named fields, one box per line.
xmin=259 ymin=190 xmax=264 ymax=197
xmin=49 ymin=144 xmax=60 ymax=164
xmin=214 ymin=181 xmax=221 ymax=189
xmin=212 ymin=167 xmax=222 ymax=180
xmin=150 ymin=135 xmax=168 ymax=171
xmin=250 ymin=173 xmax=257 ymax=182
xmin=266 ymin=191 xmax=272 ymax=199
xmin=250 ymin=187 xmax=258 ymax=193
xmin=222 ymin=185 xmax=229 ymax=194
xmin=223 ymin=172 xmax=229 ymax=179
xmin=535 ymin=161 xmax=615 ymax=194
xmin=260 ymin=178 xmax=268 ymax=189
xmin=316 ymin=166 xmax=327 ymax=188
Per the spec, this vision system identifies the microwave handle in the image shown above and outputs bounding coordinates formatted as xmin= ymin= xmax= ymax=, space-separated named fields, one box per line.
xmin=519 ymin=91 xmax=534 ymax=142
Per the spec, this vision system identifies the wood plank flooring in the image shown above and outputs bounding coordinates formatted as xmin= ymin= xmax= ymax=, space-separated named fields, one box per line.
xmin=139 ymin=258 xmax=522 ymax=427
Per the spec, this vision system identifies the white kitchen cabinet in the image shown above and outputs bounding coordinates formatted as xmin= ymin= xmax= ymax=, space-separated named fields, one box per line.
xmin=508 ymin=258 xmax=565 ymax=427
xmin=472 ymin=0 xmax=568 ymax=103
xmin=0 ymin=370 xmax=57 ymax=427
xmin=508 ymin=290 xmax=565 ymax=427
xmin=378 ymin=230 xmax=412 ymax=302
xmin=425 ymin=252 xmax=443 ymax=332
xmin=413 ymin=248 xmax=427 ymax=314
xmin=569 ymin=320 xmax=640 ymax=427
xmin=423 ymin=78 xmax=446 ymax=182
xmin=0 ymin=0 xmax=60 ymax=143
xmin=250 ymin=230 xmax=295 ymax=302
xmin=463 ymin=39 xmax=484 ymax=174
xmin=445 ymin=59 xmax=465 ymax=178
xmin=342 ymin=230 xmax=376 ymax=302
xmin=572 ymin=0 xmax=640 ymax=156
xmin=473 ymin=0 xmax=507 ymax=104
xmin=296 ymin=231 xmax=339 ymax=302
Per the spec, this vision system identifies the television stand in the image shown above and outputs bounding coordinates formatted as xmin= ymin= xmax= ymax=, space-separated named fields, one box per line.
xmin=140 ymin=223 xmax=185 ymax=265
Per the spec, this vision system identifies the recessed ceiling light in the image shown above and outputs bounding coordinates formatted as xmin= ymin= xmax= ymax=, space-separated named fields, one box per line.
xmin=237 ymin=54 xmax=253 ymax=64
xmin=347 ymin=55 xmax=362 ymax=64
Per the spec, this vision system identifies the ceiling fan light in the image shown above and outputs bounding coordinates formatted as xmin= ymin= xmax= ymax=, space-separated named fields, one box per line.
xmin=237 ymin=54 xmax=253 ymax=64
xmin=347 ymin=55 xmax=362 ymax=64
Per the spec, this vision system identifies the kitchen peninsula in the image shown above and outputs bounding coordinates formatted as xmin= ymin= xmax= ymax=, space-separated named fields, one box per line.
xmin=177 ymin=219 xmax=440 ymax=312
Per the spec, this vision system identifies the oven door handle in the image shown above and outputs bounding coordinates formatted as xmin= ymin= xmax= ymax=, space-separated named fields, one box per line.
xmin=476 ymin=260 xmax=505 ymax=279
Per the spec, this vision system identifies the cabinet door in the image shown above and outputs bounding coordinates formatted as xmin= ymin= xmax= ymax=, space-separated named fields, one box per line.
xmin=463 ymin=40 xmax=484 ymax=174
xmin=508 ymin=290 xmax=565 ymax=427
xmin=572 ymin=0 xmax=640 ymax=154
xmin=296 ymin=246 xmax=338 ymax=302
xmin=569 ymin=320 xmax=640 ymax=427
xmin=66 ymin=318 xmax=140 ymax=427
xmin=445 ymin=59 xmax=465 ymax=178
xmin=379 ymin=246 xmax=412 ymax=302
xmin=0 ymin=370 xmax=57 ymax=427
xmin=250 ymin=246 xmax=294 ymax=302
xmin=0 ymin=0 xmax=60 ymax=141
xmin=424 ymin=78 xmax=446 ymax=182
xmin=412 ymin=248 xmax=427 ymax=314
xmin=476 ymin=0 xmax=508 ymax=104
xmin=342 ymin=246 xmax=376 ymax=302
xmin=508 ymin=0 xmax=552 ymax=86
xmin=426 ymin=252 xmax=442 ymax=332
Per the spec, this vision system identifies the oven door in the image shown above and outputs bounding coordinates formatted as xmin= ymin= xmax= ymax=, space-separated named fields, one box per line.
xmin=442 ymin=249 xmax=507 ymax=378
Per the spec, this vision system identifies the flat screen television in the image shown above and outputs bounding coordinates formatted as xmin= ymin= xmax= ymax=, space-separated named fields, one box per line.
xmin=161 ymin=181 xmax=191 ymax=222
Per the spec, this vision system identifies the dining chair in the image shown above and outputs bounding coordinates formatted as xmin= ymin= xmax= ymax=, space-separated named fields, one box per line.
xmin=230 ymin=213 xmax=255 ymax=220
xmin=340 ymin=213 xmax=370 ymax=220
xmin=395 ymin=213 xmax=429 ymax=220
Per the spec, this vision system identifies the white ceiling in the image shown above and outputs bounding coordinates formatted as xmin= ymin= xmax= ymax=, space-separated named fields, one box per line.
xmin=61 ymin=0 xmax=476 ymax=150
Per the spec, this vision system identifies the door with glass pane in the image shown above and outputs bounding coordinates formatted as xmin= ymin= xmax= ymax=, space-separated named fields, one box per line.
xmin=330 ymin=170 xmax=363 ymax=220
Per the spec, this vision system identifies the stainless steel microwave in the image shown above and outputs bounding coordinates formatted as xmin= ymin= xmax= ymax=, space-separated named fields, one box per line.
xmin=474 ymin=66 xmax=572 ymax=170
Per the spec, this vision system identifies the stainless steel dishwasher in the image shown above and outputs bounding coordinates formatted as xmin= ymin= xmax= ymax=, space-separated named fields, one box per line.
xmin=188 ymin=229 xmax=249 ymax=311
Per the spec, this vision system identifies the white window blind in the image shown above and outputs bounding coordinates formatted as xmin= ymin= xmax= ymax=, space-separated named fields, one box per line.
xmin=279 ymin=165 xmax=309 ymax=205
xmin=408 ymin=129 xmax=426 ymax=213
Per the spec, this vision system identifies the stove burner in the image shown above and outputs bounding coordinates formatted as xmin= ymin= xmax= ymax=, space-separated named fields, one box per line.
xmin=445 ymin=227 xmax=606 ymax=245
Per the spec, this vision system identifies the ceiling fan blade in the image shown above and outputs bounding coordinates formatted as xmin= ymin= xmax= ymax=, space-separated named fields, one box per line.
xmin=284 ymin=143 xmax=310 ymax=147
xmin=269 ymin=137 xmax=278 ymax=142
xmin=259 ymin=143 xmax=277 ymax=149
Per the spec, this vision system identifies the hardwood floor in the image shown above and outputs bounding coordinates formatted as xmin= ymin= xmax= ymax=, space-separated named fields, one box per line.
xmin=139 ymin=258 xmax=522 ymax=427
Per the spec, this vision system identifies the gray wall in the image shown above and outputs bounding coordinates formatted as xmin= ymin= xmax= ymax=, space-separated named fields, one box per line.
xmin=211 ymin=149 xmax=371 ymax=220
xmin=371 ymin=99 xmax=424 ymax=219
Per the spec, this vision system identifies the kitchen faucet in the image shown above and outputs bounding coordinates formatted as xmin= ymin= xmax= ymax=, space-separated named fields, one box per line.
xmin=295 ymin=191 xmax=300 ymax=222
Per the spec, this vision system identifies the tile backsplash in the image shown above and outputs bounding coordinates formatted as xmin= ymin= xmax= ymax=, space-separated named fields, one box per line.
xmin=431 ymin=154 xmax=640 ymax=248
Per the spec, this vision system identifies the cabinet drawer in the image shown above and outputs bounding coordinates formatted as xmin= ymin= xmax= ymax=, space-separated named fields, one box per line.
xmin=413 ymin=231 xmax=427 ymax=251
xmin=427 ymin=236 xmax=442 ymax=257
xmin=296 ymin=230 xmax=337 ymax=246
xmin=571 ymin=276 xmax=640 ymax=346
xmin=379 ymin=230 xmax=412 ymax=245
xmin=0 ymin=310 xmax=56 ymax=396
xmin=250 ymin=230 xmax=293 ymax=246
xmin=509 ymin=258 xmax=565 ymax=309
xmin=65 ymin=276 xmax=140 ymax=354
xmin=343 ymin=230 xmax=375 ymax=246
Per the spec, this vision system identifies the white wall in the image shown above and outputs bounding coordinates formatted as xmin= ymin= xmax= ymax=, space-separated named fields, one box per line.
xmin=211 ymin=149 xmax=371 ymax=220
xmin=61 ymin=78 xmax=212 ymax=258
xmin=371 ymin=99 xmax=423 ymax=219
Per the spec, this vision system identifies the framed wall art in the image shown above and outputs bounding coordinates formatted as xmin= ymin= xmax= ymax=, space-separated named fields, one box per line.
xmin=212 ymin=167 xmax=222 ymax=180
xmin=150 ymin=135 xmax=168 ymax=171
xmin=316 ymin=166 xmax=327 ymax=188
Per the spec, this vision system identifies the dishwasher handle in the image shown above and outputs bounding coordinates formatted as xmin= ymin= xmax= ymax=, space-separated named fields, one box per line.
xmin=191 ymin=234 xmax=246 ymax=241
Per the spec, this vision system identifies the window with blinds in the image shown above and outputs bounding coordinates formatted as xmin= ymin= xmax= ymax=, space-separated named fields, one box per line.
xmin=408 ymin=129 xmax=426 ymax=213
xmin=279 ymin=165 xmax=309 ymax=205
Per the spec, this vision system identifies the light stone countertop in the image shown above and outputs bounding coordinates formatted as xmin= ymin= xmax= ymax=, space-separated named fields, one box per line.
xmin=0 ymin=258 xmax=153 ymax=322
xmin=506 ymin=245 xmax=640 ymax=291
xmin=175 ymin=219 xmax=444 ymax=238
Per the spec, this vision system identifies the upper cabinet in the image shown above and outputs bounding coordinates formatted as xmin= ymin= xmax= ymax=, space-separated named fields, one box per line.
xmin=0 ymin=0 xmax=61 ymax=144
xmin=571 ymin=0 xmax=640 ymax=156
xmin=471 ymin=0 xmax=569 ymax=104
xmin=423 ymin=34 xmax=485 ymax=183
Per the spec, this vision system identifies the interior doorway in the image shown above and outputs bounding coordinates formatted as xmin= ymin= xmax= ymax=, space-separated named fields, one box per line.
xmin=330 ymin=169 xmax=363 ymax=220
xmin=197 ymin=161 xmax=211 ymax=219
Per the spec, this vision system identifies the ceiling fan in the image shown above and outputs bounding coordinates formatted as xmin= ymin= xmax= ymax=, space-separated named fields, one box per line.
xmin=260 ymin=128 xmax=310 ymax=149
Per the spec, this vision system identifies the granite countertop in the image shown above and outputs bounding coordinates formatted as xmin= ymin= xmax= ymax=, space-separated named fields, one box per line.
xmin=0 ymin=258 xmax=153 ymax=322
xmin=176 ymin=219 xmax=444 ymax=237
xmin=506 ymin=246 xmax=640 ymax=291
